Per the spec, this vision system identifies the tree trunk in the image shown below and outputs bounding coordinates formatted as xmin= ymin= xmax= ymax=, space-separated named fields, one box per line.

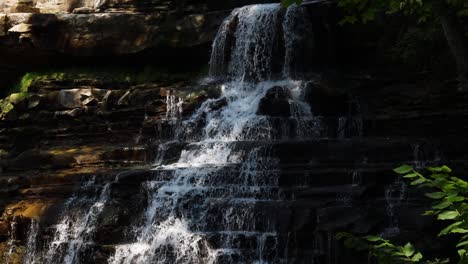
xmin=432 ymin=0 xmax=468 ymax=91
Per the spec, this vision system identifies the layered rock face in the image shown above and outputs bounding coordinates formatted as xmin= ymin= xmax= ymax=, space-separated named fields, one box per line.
xmin=1 ymin=1 xmax=468 ymax=264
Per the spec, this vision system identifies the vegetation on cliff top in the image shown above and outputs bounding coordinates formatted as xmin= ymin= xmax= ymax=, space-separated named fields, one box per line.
xmin=283 ymin=0 xmax=468 ymax=90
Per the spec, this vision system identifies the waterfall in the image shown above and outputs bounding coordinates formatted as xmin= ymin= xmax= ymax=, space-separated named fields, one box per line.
xmin=165 ymin=92 xmax=184 ymax=120
xmin=381 ymin=180 xmax=407 ymax=237
xmin=209 ymin=4 xmax=312 ymax=82
xmin=4 ymin=220 xmax=17 ymax=264
xmin=22 ymin=3 xmax=318 ymax=263
xmin=109 ymin=4 xmax=317 ymax=264
xmin=42 ymin=179 xmax=112 ymax=264
xmin=23 ymin=218 xmax=39 ymax=264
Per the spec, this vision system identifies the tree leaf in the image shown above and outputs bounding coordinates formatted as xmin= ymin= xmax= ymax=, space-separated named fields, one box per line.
xmin=433 ymin=200 xmax=452 ymax=210
xmin=437 ymin=211 xmax=459 ymax=220
xmin=411 ymin=252 xmax=423 ymax=261
xmin=440 ymin=165 xmax=452 ymax=173
xmin=451 ymin=228 xmax=468 ymax=234
xmin=411 ymin=178 xmax=427 ymax=185
xmin=365 ymin=235 xmax=383 ymax=242
xmin=457 ymin=240 xmax=468 ymax=248
xmin=404 ymin=173 xmax=419 ymax=178
xmin=439 ymin=221 xmax=463 ymax=236
xmin=425 ymin=192 xmax=446 ymax=199
xmin=394 ymin=165 xmax=413 ymax=174
xmin=402 ymin=242 xmax=415 ymax=257
xmin=447 ymin=196 xmax=465 ymax=203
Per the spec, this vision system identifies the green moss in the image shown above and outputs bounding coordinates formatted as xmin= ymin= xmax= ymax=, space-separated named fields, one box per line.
xmin=10 ymin=66 xmax=206 ymax=94
xmin=1 ymin=66 xmax=207 ymax=115
xmin=0 ymin=99 xmax=13 ymax=114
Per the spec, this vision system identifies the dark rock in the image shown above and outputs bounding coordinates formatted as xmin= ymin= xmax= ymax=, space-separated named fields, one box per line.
xmin=304 ymin=81 xmax=348 ymax=116
xmin=3 ymin=149 xmax=51 ymax=170
xmin=207 ymin=97 xmax=227 ymax=111
xmin=257 ymin=86 xmax=291 ymax=117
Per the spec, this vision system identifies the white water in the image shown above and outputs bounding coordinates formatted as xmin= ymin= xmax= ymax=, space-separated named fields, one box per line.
xmin=165 ymin=92 xmax=184 ymax=120
xmin=42 ymin=179 xmax=112 ymax=264
xmin=381 ymin=180 xmax=407 ymax=237
xmin=4 ymin=220 xmax=17 ymax=264
xmin=23 ymin=218 xmax=39 ymax=264
xmin=109 ymin=3 xmax=316 ymax=264
xmin=22 ymin=3 xmax=317 ymax=263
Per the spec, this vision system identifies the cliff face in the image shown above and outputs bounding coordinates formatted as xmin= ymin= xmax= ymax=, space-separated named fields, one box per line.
xmin=0 ymin=1 xmax=468 ymax=263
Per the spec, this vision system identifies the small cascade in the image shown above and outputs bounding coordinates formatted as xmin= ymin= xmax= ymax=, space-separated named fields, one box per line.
xmin=4 ymin=219 xmax=17 ymax=264
xmin=337 ymin=116 xmax=347 ymax=139
xmin=336 ymin=95 xmax=364 ymax=138
xmin=381 ymin=180 xmax=407 ymax=237
xmin=165 ymin=91 xmax=184 ymax=120
xmin=412 ymin=144 xmax=425 ymax=170
xmin=209 ymin=4 xmax=313 ymax=82
xmin=24 ymin=3 xmax=321 ymax=263
xmin=42 ymin=179 xmax=112 ymax=264
xmin=109 ymin=3 xmax=317 ymax=263
xmin=23 ymin=218 xmax=39 ymax=264
xmin=351 ymin=157 xmax=366 ymax=186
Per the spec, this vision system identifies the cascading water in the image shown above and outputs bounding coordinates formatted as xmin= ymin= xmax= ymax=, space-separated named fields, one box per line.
xmin=109 ymin=3 xmax=319 ymax=264
xmin=21 ymin=3 xmax=319 ymax=263
xmin=4 ymin=220 xmax=17 ymax=264
xmin=165 ymin=92 xmax=184 ymax=120
xmin=23 ymin=218 xmax=39 ymax=264
xmin=40 ymin=178 xmax=112 ymax=264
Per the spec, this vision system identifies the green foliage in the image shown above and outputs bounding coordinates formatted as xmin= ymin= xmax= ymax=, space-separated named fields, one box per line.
xmin=336 ymin=233 xmax=426 ymax=263
xmin=281 ymin=0 xmax=468 ymax=26
xmin=396 ymin=165 xmax=468 ymax=261
xmin=4 ymin=66 xmax=204 ymax=97
xmin=338 ymin=165 xmax=468 ymax=263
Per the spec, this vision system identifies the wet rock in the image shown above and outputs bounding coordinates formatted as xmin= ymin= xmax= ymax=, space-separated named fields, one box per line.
xmin=128 ymin=88 xmax=161 ymax=106
xmin=72 ymin=7 xmax=95 ymax=14
xmin=117 ymin=90 xmax=131 ymax=106
xmin=144 ymin=100 xmax=166 ymax=115
xmin=0 ymin=15 xmax=6 ymax=36
xmin=100 ymin=89 xmax=129 ymax=109
xmin=9 ymin=0 xmax=40 ymax=13
xmin=4 ymin=149 xmax=51 ymax=170
xmin=54 ymin=108 xmax=82 ymax=118
xmin=82 ymin=97 xmax=99 ymax=106
xmin=317 ymin=206 xmax=364 ymax=231
xmin=27 ymin=95 xmax=42 ymax=109
xmin=257 ymin=86 xmax=291 ymax=117
xmin=101 ymin=147 xmax=147 ymax=163
xmin=304 ymin=81 xmax=348 ymax=116
xmin=0 ymin=220 xmax=8 ymax=239
xmin=57 ymin=88 xmax=106 ymax=109
xmin=8 ymin=23 xmax=33 ymax=34
xmin=207 ymin=97 xmax=227 ymax=111
xmin=1 ymin=11 xmax=228 ymax=56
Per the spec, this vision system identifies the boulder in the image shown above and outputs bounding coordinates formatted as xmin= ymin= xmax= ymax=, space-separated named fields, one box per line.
xmin=257 ymin=86 xmax=291 ymax=117
xmin=57 ymin=88 xmax=106 ymax=109
xmin=8 ymin=23 xmax=33 ymax=34
xmin=1 ymin=9 xmax=229 ymax=56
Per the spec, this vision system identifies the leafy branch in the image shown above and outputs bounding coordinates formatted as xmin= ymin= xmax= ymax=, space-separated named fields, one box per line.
xmin=337 ymin=165 xmax=468 ymax=263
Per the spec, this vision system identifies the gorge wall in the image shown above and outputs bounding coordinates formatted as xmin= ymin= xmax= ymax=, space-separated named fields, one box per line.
xmin=1 ymin=0 xmax=468 ymax=263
